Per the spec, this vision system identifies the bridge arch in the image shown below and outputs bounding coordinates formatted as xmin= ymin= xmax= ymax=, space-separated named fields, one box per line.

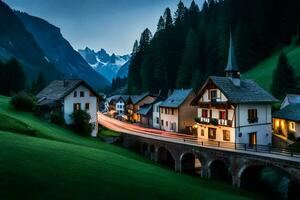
xmin=208 ymin=159 xmax=232 ymax=183
xmin=180 ymin=152 xmax=204 ymax=175
xmin=238 ymin=162 xmax=299 ymax=199
xmin=157 ymin=146 xmax=176 ymax=170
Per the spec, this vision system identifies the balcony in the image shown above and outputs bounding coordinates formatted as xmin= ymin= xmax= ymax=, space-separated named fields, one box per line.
xmin=195 ymin=117 xmax=232 ymax=127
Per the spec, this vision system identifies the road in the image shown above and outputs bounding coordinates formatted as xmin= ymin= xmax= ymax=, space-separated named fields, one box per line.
xmin=98 ymin=112 xmax=300 ymax=163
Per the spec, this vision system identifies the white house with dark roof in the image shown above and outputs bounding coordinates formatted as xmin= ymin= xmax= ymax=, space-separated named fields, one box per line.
xmin=191 ymin=34 xmax=278 ymax=146
xmin=37 ymin=80 xmax=101 ymax=137
xmin=160 ymin=89 xmax=197 ymax=134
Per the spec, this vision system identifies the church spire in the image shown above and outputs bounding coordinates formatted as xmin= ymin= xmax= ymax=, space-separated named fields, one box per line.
xmin=225 ymin=32 xmax=240 ymax=79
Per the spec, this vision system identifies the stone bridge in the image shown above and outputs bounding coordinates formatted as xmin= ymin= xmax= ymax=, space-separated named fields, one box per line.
xmin=121 ymin=133 xmax=300 ymax=192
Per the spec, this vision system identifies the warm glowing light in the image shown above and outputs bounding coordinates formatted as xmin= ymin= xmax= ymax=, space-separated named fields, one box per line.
xmin=281 ymin=120 xmax=285 ymax=129
xmin=193 ymin=124 xmax=198 ymax=129
xmin=275 ymin=119 xmax=280 ymax=128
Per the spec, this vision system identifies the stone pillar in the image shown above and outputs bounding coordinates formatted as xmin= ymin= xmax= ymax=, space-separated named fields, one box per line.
xmin=232 ymin=174 xmax=241 ymax=188
xmin=175 ymin=157 xmax=182 ymax=172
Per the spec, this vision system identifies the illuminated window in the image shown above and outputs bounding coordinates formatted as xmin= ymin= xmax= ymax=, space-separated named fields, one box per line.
xmin=223 ymin=130 xmax=230 ymax=141
xmin=290 ymin=122 xmax=296 ymax=131
xmin=208 ymin=128 xmax=216 ymax=140
xmin=73 ymin=103 xmax=81 ymax=111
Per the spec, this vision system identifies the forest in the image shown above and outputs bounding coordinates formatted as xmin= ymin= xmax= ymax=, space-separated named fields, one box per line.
xmin=127 ymin=0 xmax=300 ymax=95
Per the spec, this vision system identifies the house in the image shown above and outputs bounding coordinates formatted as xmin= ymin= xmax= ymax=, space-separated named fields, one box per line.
xmin=152 ymin=100 xmax=164 ymax=129
xmin=138 ymin=104 xmax=153 ymax=127
xmin=36 ymin=79 xmax=101 ymax=137
xmin=159 ymin=89 xmax=197 ymax=134
xmin=128 ymin=93 xmax=157 ymax=122
xmin=191 ymin=34 xmax=278 ymax=145
xmin=273 ymin=102 xmax=300 ymax=139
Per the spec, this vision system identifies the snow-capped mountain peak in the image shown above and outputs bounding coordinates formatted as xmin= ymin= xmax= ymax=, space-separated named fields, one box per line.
xmin=78 ymin=47 xmax=130 ymax=82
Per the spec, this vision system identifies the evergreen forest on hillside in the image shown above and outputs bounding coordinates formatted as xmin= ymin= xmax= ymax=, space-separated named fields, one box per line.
xmin=127 ymin=0 xmax=300 ymax=95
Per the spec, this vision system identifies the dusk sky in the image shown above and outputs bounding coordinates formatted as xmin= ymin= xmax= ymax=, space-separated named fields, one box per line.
xmin=4 ymin=0 xmax=204 ymax=55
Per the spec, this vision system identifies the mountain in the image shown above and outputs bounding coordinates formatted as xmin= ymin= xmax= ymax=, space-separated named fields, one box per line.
xmin=78 ymin=47 xmax=130 ymax=82
xmin=116 ymin=60 xmax=131 ymax=79
xmin=0 ymin=1 xmax=59 ymax=84
xmin=15 ymin=11 xmax=110 ymax=91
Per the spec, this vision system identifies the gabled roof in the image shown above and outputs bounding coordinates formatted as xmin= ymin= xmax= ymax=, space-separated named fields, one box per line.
xmin=137 ymin=104 xmax=153 ymax=116
xmin=36 ymin=80 xmax=101 ymax=103
xmin=284 ymin=94 xmax=300 ymax=105
xmin=107 ymin=95 xmax=129 ymax=103
xmin=191 ymin=76 xmax=278 ymax=105
xmin=160 ymin=89 xmax=194 ymax=108
xmin=131 ymin=92 xmax=152 ymax=104
xmin=273 ymin=103 xmax=300 ymax=122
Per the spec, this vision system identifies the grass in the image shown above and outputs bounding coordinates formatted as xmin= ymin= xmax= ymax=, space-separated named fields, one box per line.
xmin=243 ymin=42 xmax=300 ymax=91
xmin=0 ymin=95 xmax=262 ymax=199
xmin=98 ymin=128 xmax=121 ymax=137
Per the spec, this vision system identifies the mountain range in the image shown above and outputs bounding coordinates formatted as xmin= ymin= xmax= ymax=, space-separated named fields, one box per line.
xmin=78 ymin=47 xmax=130 ymax=82
xmin=0 ymin=1 xmax=110 ymax=91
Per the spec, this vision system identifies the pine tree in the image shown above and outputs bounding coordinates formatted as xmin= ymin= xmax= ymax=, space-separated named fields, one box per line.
xmin=176 ymin=28 xmax=200 ymax=88
xmin=271 ymin=53 xmax=299 ymax=99
xmin=32 ymin=72 xmax=46 ymax=94
xmin=139 ymin=28 xmax=152 ymax=52
xmin=156 ymin=16 xmax=165 ymax=32
xmin=163 ymin=8 xmax=173 ymax=30
xmin=175 ymin=1 xmax=186 ymax=26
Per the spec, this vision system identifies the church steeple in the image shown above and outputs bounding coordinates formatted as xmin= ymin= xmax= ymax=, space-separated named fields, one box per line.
xmin=225 ymin=32 xmax=240 ymax=79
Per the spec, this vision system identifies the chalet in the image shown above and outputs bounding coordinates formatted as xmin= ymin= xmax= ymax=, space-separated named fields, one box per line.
xmin=160 ymin=89 xmax=197 ymax=134
xmin=106 ymin=95 xmax=130 ymax=118
xmin=191 ymin=35 xmax=278 ymax=145
xmin=273 ymin=95 xmax=300 ymax=139
xmin=128 ymin=93 xmax=157 ymax=122
xmin=36 ymin=80 xmax=101 ymax=137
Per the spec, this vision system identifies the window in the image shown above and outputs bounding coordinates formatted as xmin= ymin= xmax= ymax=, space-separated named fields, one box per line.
xmin=219 ymin=111 xmax=226 ymax=120
xmin=156 ymin=117 xmax=159 ymax=124
xmin=210 ymin=90 xmax=217 ymax=101
xmin=289 ymin=122 xmax=296 ymax=131
xmin=223 ymin=130 xmax=230 ymax=141
xmin=201 ymin=129 xmax=205 ymax=136
xmin=161 ymin=108 xmax=163 ymax=114
xmin=156 ymin=106 xmax=159 ymax=112
xmin=161 ymin=120 xmax=164 ymax=126
xmin=208 ymin=128 xmax=216 ymax=140
xmin=85 ymin=103 xmax=90 ymax=110
xmin=73 ymin=91 xmax=77 ymax=97
xmin=202 ymin=109 xmax=208 ymax=118
xmin=248 ymin=109 xmax=258 ymax=123
xmin=80 ymin=91 xmax=85 ymax=97
xmin=166 ymin=121 xmax=169 ymax=127
xmin=73 ymin=103 xmax=81 ymax=111
xmin=171 ymin=109 xmax=174 ymax=115
xmin=89 ymin=91 xmax=95 ymax=97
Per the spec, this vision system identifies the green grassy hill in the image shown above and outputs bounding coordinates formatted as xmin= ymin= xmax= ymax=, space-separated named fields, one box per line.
xmin=0 ymin=96 xmax=261 ymax=199
xmin=243 ymin=43 xmax=300 ymax=92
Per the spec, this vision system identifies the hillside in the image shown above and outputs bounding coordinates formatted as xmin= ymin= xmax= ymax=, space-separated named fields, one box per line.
xmin=243 ymin=43 xmax=300 ymax=91
xmin=0 ymin=96 xmax=261 ymax=199
xmin=15 ymin=11 xmax=110 ymax=91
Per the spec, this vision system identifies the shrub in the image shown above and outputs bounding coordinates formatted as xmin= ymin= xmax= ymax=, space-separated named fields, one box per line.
xmin=194 ymin=117 xmax=201 ymax=123
xmin=50 ymin=111 xmax=65 ymax=125
xmin=10 ymin=92 xmax=36 ymax=112
xmin=71 ymin=110 xmax=93 ymax=136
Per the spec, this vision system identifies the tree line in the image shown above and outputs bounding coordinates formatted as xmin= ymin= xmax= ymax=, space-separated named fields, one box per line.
xmin=127 ymin=0 xmax=300 ymax=95
xmin=0 ymin=58 xmax=46 ymax=96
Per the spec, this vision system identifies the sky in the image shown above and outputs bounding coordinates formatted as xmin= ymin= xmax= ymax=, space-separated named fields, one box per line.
xmin=4 ymin=0 xmax=204 ymax=55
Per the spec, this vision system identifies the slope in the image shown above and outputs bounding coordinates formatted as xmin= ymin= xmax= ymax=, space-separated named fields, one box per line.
xmin=15 ymin=11 xmax=110 ymax=91
xmin=243 ymin=43 xmax=300 ymax=91
xmin=0 ymin=96 xmax=261 ymax=199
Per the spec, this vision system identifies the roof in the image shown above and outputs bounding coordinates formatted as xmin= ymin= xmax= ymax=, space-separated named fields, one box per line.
xmin=273 ymin=103 xmax=300 ymax=122
xmin=284 ymin=94 xmax=300 ymax=105
xmin=160 ymin=89 xmax=193 ymax=108
xmin=192 ymin=76 xmax=278 ymax=105
xmin=137 ymin=104 xmax=153 ymax=116
xmin=225 ymin=32 xmax=239 ymax=72
xmin=36 ymin=79 xmax=101 ymax=104
xmin=107 ymin=95 xmax=130 ymax=103
xmin=131 ymin=92 xmax=151 ymax=104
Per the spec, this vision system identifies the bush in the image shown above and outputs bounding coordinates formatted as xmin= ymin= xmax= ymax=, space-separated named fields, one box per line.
xmin=10 ymin=92 xmax=36 ymax=112
xmin=71 ymin=110 xmax=93 ymax=136
xmin=50 ymin=111 xmax=65 ymax=125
